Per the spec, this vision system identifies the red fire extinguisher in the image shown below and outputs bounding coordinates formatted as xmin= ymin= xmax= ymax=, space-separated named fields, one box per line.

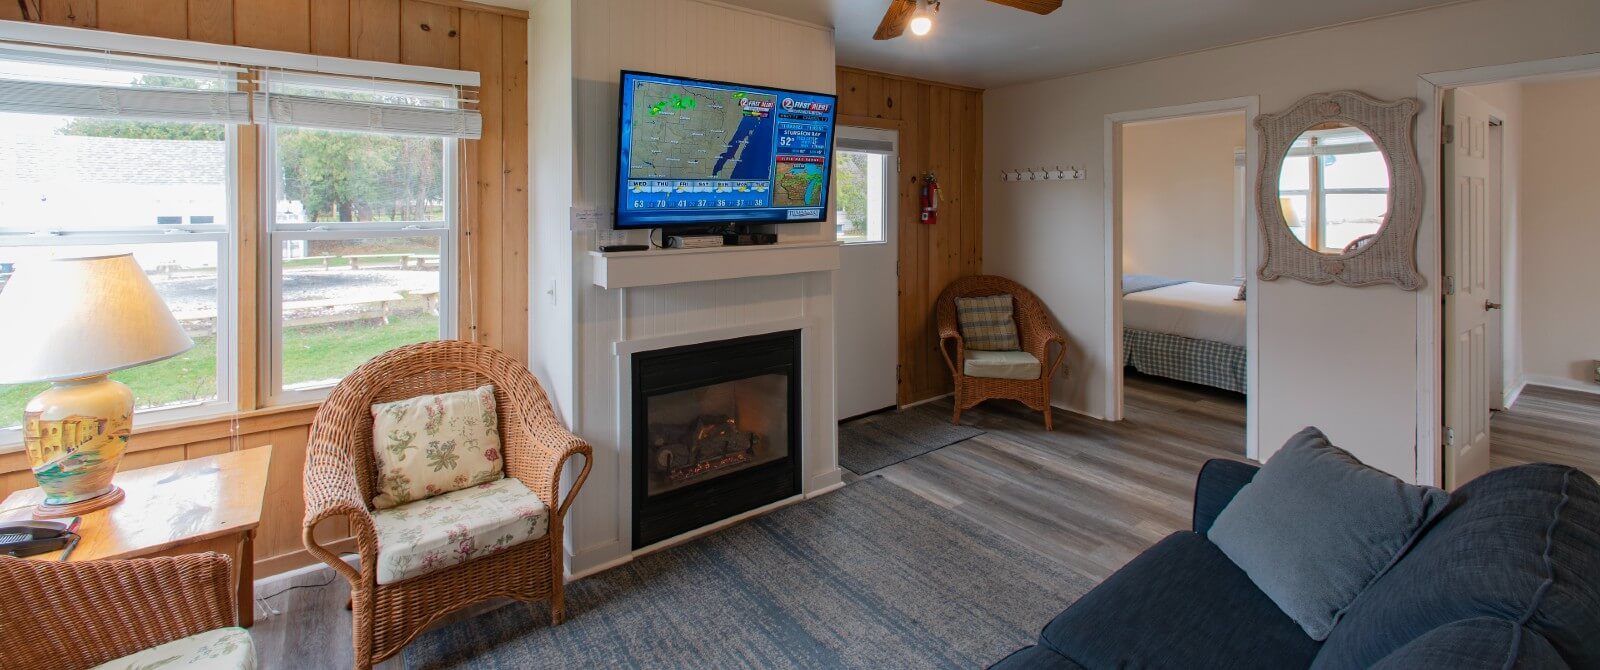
xmin=920 ymin=172 xmax=940 ymax=225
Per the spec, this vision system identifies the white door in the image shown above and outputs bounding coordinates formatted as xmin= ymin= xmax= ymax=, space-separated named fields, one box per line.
xmin=834 ymin=126 xmax=899 ymax=419
xmin=1443 ymin=89 xmax=1495 ymax=489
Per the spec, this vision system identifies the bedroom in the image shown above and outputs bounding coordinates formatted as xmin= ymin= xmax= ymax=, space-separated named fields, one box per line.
xmin=1115 ymin=110 xmax=1250 ymax=443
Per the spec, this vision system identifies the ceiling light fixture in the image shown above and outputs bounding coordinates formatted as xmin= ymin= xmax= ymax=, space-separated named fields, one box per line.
xmin=909 ymin=0 xmax=938 ymax=36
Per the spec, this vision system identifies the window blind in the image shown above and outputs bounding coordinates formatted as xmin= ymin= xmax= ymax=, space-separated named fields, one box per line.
xmin=835 ymin=136 xmax=895 ymax=154
xmin=0 ymin=78 xmax=251 ymax=123
xmin=253 ymin=92 xmax=482 ymax=139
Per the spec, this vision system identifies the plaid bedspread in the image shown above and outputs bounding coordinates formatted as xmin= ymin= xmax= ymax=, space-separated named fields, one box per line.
xmin=1123 ymin=329 xmax=1247 ymax=393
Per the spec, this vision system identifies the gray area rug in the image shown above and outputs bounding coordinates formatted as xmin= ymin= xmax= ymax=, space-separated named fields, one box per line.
xmin=404 ymin=477 xmax=1092 ymax=669
xmin=838 ymin=406 xmax=985 ymax=475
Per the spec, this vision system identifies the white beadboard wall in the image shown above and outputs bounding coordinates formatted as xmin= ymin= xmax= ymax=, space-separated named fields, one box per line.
xmin=558 ymin=0 xmax=840 ymax=576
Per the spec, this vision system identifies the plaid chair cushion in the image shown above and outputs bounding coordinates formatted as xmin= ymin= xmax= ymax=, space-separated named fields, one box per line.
xmin=955 ymin=294 xmax=1021 ymax=351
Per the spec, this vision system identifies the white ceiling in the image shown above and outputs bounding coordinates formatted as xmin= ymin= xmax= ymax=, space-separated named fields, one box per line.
xmin=720 ymin=0 xmax=1461 ymax=89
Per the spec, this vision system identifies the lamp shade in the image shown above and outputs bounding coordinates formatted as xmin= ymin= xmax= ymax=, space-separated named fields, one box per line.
xmin=0 ymin=254 xmax=193 ymax=384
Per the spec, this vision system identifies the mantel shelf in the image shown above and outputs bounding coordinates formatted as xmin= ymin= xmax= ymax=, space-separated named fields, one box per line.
xmin=589 ymin=241 xmax=841 ymax=289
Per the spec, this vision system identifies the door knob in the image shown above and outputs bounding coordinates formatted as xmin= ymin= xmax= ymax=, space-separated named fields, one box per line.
xmin=1485 ymin=300 xmax=1503 ymax=311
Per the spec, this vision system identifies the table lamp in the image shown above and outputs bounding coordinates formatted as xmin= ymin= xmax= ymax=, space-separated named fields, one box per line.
xmin=0 ymin=254 xmax=193 ymax=518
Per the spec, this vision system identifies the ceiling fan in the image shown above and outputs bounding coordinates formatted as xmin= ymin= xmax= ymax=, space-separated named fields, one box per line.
xmin=873 ymin=0 xmax=1063 ymax=40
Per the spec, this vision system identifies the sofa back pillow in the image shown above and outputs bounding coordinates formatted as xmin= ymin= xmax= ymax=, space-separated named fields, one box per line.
xmin=370 ymin=384 xmax=504 ymax=509
xmin=1207 ymin=427 xmax=1447 ymax=640
xmin=955 ymin=294 xmax=1021 ymax=351
xmin=1311 ymin=463 xmax=1600 ymax=669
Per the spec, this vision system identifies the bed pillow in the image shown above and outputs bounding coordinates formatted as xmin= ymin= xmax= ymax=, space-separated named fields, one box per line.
xmin=955 ymin=294 xmax=1021 ymax=351
xmin=1207 ymin=427 xmax=1447 ymax=640
xmin=370 ymin=384 xmax=504 ymax=509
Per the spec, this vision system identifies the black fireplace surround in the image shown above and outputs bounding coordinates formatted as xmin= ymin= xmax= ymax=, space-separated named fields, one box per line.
xmin=631 ymin=330 xmax=802 ymax=548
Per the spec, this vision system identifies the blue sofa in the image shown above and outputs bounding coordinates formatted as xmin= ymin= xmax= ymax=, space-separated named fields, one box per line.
xmin=992 ymin=459 xmax=1600 ymax=669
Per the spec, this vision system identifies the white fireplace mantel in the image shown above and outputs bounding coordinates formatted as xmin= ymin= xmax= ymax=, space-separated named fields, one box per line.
xmin=588 ymin=241 xmax=841 ymax=289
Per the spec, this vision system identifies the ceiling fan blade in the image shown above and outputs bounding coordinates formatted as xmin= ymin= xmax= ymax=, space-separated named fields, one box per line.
xmin=873 ymin=0 xmax=917 ymax=40
xmin=985 ymin=0 xmax=1063 ymax=15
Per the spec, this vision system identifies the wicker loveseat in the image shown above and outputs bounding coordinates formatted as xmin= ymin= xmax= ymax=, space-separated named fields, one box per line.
xmin=302 ymin=340 xmax=592 ymax=669
xmin=937 ymin=275 xmax=1067 ymax=430
xmin=0 ymin=552 xmax=252 ymax=670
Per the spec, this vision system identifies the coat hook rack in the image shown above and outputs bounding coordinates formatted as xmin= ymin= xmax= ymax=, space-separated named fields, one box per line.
xmin=1001 ymin=165 xmax=1086 ymax=182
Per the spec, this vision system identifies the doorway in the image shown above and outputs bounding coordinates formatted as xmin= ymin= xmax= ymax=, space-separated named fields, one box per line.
xmin=1430 ymin=58 xmax=1600 ymax=487
xmin=1103 ymin=96 xmax=1260 ymax=459
xmin=833 ymin=125 xmax=900 ymax=420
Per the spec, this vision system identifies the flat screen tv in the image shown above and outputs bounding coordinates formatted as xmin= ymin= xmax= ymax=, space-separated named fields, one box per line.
xmin=614 ymin=71 xmax=838 ymax=230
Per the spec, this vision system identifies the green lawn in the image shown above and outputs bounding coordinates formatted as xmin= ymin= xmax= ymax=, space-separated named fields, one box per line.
xmin=0 ymin=312 xmax=439 ymax=429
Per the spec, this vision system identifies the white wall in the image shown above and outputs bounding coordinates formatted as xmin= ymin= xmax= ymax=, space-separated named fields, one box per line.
xmin=1517 ymin=75 xmax=1600 ymax=391
xmin=983 ymin=0 xmax=1600 ymax=478
xmin=1121 ymin=113 xmax=1245 ymax=285
xmin=550 ymin=0 xmax=838 ymax=576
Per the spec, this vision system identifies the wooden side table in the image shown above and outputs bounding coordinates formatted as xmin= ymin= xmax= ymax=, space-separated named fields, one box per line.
xmin=0 ymin=445 xmax=272 ymax=627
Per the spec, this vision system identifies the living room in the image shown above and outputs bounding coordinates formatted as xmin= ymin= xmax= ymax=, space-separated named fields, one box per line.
xmin=0 ymin=1 xmax=1597 ymax=669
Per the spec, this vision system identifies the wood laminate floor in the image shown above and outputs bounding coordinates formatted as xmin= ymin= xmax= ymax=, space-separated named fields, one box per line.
xmin=251 ymin=371 xmax=1247 ymax=668
xmin=1491 ymin=384 xmax=1600 ymax=479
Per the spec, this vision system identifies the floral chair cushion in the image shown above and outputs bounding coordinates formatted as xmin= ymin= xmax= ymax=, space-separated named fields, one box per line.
xmin=370 ymin=384 xmax=504 ymax=509
xmin=91 ymin=626 xmax=255 ymax=670
xmin=371 ymin=477 xmax=550 ymax=585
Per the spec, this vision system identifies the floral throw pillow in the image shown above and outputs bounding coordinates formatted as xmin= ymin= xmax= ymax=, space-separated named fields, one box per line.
xmin=370 ymin=384 xmax=503 ymax=509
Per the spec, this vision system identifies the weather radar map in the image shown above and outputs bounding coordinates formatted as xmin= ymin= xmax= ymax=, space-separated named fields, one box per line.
xmin=616 ymin=72 xmax=838 ymax=228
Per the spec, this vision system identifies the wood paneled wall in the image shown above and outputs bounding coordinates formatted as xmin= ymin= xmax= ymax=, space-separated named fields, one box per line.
xmin=0 ymin=0 xmax=529 ymax=577
xmin=836 ymin=67 xmax=983 ymax=405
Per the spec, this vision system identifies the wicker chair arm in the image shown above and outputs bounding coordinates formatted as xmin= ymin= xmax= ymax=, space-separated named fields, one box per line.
xmin=1020 ymin=321 xmax=1067 ymax=379
xmin=302 ymin=446 xmax=374 ymax=585
xmin=0 ymin=553 xmax=236 ymax=670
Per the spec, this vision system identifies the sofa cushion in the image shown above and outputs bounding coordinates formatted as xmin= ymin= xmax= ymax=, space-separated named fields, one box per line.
xmin=370 ymin=384 xmax=505 ymax=509
xmin=372 ymin=477 xmax=549 ymax=585
xmin=988 ymin=644 xmax=1087 ymax=669
xmin=91 ymin=627 xmax=254 ymax=670
xmin=1312 ymin=464 xmax=1600 ymax=669
xmin=964 ymin=350 xmax=1040 ymax=380
xmin=1368 ymin=618 xmax=1567 ymax=670
xmin=955 ymin=294 xmax=1021 ymax=351
xmin=1037 ymin=532 xmax=1321 ymax=670
xmin=1208 ymin=427 xmax=1447 ymax=640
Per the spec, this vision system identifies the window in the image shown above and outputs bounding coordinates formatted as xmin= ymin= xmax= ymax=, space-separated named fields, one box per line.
xmin=833 ymin=128 xmax=896 ymax=245
xmin=0 ymin=52 xmax=240 ymax=434
xmin=261 ymin=75 xmax=457 ymax=403
xmin=1278 ymin=126 xmax=1390 ymax=254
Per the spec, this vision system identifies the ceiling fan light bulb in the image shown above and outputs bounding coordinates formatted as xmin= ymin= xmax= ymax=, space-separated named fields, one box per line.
xmin=910 ymin=15 xmax=933 ymax=36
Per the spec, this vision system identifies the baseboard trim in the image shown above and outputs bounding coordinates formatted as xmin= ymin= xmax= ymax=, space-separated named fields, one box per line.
xmin=1503 ymin=379 xmax=1526 ymax=408
xmin=255 ymin=536 xmax=358 ymax=579
xmin=1521 ymin=374 xmax=1600 ymax=397
xmin=899 ymin=392 xmax=952 ymax=410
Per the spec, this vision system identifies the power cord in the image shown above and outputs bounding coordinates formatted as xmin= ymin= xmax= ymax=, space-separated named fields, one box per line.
xmin=252 ymin=552 xmax=357 ymax=620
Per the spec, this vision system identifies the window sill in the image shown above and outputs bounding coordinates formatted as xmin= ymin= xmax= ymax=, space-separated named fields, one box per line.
xmin=0 ymin=400 xmax=323 ymax=457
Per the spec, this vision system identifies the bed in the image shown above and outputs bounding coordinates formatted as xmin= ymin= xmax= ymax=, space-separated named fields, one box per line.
xmin=1122 ymin=275 xmax=1246 ymax=393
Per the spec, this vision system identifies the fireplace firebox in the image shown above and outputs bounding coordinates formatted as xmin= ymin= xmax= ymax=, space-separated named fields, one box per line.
xmin=631 ymin=330 xmax=801 ymax=548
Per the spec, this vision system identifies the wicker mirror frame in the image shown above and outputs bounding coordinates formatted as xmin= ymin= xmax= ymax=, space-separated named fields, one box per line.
xmin=1257 ymin=90 xmax=1424 ymax=290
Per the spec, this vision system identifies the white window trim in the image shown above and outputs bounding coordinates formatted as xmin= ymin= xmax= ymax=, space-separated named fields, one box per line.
xmin=257 ymin=120 xmax=460 ymax=407
xmin=835 ymin=125 xmax=898 ymax=247
xmin=0 ymin=126 xmax=240 ymax=443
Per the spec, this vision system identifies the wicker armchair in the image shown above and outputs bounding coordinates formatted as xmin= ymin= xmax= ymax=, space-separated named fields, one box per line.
xmin=303 ymin=340 xmax=593 ymax=670
xmin=0 ymin=552 xmax=240 ymax=670
xmin=937 ymin=275 xmax=1067 ymax=430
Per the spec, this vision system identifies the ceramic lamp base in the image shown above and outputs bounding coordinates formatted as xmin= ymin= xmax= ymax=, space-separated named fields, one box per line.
xmin=22 ymin=375 xmax=135 ymax=515
xmin=33 ymin=484 xmax=124 ymax=519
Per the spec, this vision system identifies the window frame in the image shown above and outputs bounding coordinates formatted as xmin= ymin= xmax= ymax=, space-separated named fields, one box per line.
xmin=257 ymin=74 xmax=460 ymax=407
xmin=833 ymin=125 xmax=898 ymax=246
xmin=0 ymin=109 xmax=241 ymax=443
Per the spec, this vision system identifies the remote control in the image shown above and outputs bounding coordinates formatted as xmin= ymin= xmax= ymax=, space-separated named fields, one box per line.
xmin=598 ymin=244 xmax=649 ymax=252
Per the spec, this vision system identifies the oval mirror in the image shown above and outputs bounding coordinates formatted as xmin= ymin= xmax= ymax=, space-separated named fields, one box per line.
xmin=1276 ymin=122 xmax=1391 ymax=255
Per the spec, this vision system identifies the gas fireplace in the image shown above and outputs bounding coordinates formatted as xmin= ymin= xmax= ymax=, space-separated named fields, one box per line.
xmin=631 ymin=330 xmax=801 ymax=548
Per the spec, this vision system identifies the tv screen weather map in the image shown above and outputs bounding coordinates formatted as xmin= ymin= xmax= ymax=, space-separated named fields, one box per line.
xmin=615 ymin=72 xmax=838 ymax=228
